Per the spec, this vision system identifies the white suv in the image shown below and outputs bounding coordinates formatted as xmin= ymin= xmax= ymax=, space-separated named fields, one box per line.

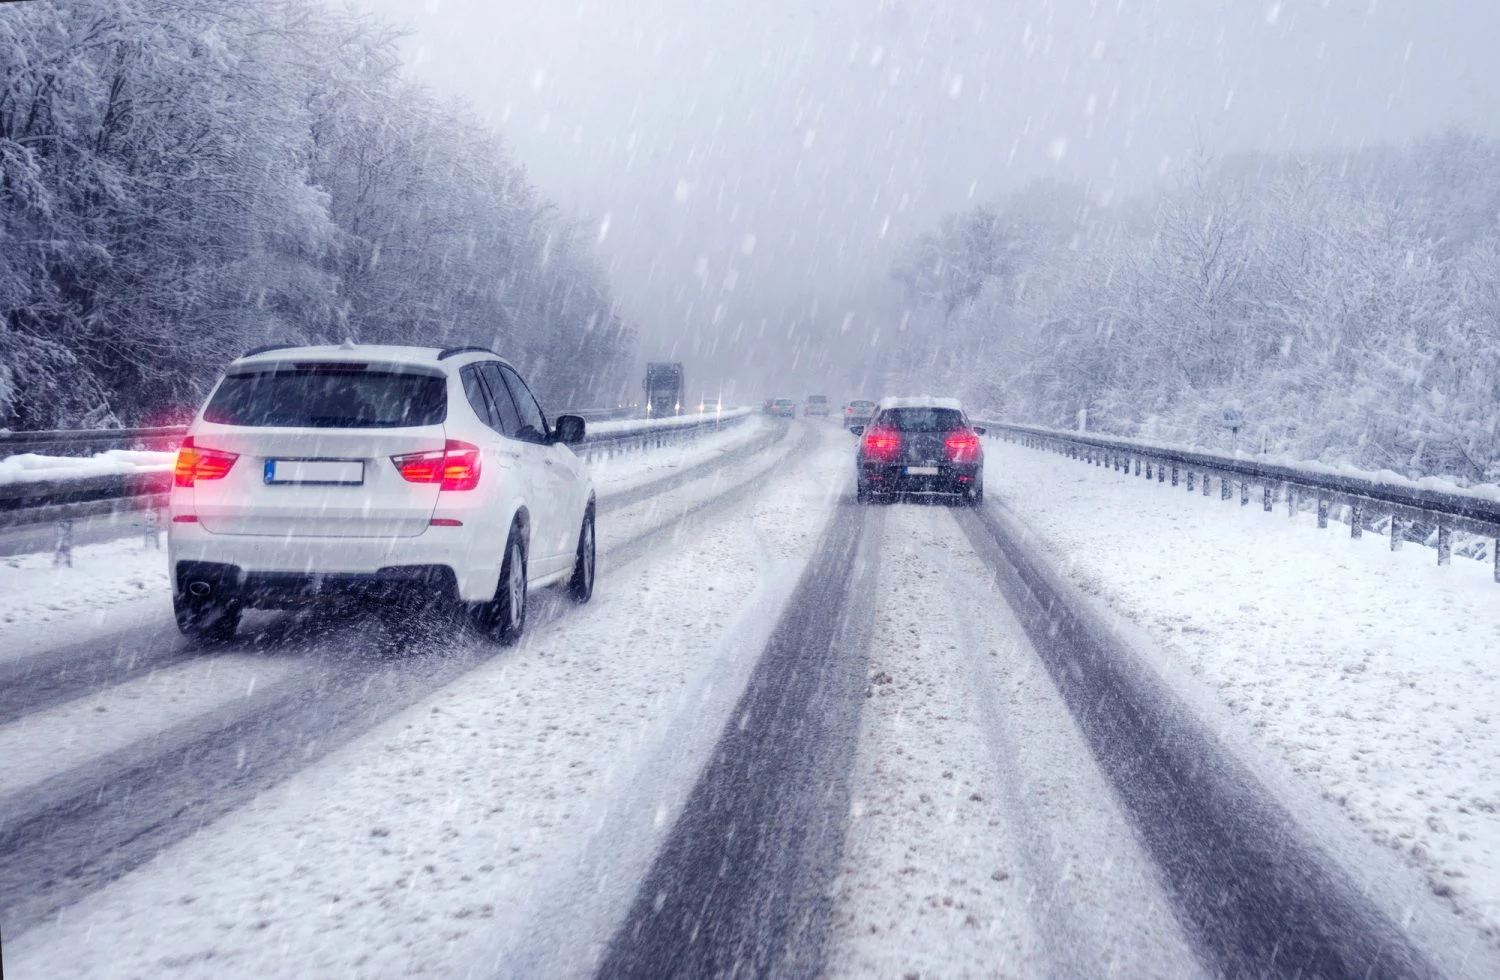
xmin=167 ymin=343 xmax=595 ymax=644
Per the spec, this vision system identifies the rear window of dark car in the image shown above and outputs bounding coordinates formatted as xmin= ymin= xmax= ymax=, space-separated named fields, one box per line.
xmin=808 ymin=395 xmax=827 ymax=403
xmin=878 ymin=407 xmax=966 ymax=431
xmin=203 ymin=368 xmax=447 ymax=428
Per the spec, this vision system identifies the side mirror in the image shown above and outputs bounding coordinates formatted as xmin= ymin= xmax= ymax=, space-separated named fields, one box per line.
xmin=849 ymin=425 xmax=865 ymax=436
xmin=972 ymin=426 xmax=987 ymax=436
xmin=553 ymin=414 xmax=586 ymax=446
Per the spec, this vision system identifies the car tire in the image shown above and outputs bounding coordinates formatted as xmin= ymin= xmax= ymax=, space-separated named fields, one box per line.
xmin=174 ymin=592 xmax=240 ymax=644
xmin=475 ymin=524 xmax=527 ymax=645
xmin=567 ymin=507 xmax=595 ymax=603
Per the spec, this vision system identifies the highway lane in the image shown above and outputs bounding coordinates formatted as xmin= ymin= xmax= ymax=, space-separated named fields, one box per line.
xmin=0 ymin=421 xmax=806 ymax=938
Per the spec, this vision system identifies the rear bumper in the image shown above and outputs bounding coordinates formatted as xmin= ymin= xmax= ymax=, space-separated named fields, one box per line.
xmin=859 ymin=462 xmax=980 ymax=495
xmin=174 ymin=559 xmax=459 ymax=609
xmin=168 ymin=522 xmax=501 ymax=603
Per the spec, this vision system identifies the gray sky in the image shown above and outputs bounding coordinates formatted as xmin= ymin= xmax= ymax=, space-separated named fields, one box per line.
xmin=354 ymin=0 xmax=1500 ymax=399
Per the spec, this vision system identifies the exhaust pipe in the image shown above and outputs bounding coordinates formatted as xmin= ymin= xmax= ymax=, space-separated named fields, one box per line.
xmin=188 ymin=581 xmax=212 ymax=597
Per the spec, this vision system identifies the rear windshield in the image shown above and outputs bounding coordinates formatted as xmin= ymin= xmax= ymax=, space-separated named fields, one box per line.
xmin=850 ymin=401 xmax=875 ymax=409
xmin=878 ymin=407 xmax=966 ymax=431
xmin=203 ymin=368 xmax=447 ymax=428
xmin=808 ymin=395 xmax=827 ymax=403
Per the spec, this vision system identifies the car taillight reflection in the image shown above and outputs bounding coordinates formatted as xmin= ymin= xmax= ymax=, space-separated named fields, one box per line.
xmin=862 ymin=426 xmax=902 ymax=462
xmin=174 ymin=437 xmax=239 ymax=487
xmin=944 ymin=429 xmax=981 ymax=463
xmin=392 ymin=440 xmax=482 ymax=491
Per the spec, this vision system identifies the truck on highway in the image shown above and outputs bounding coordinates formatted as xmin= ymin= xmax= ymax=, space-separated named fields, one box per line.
xmin=643 ymin=361 xmax=685 ymax=416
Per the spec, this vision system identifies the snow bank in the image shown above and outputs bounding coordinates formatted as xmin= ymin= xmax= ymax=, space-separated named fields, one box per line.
xmin=0 ymin=449 xmax=175 ymax=487
xmin=587 ymin=406 xmax=751 ymax=437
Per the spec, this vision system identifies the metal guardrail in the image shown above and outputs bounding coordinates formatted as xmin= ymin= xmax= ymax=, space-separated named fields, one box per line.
xmin=0 ymin=409 xmax=748 ymax=531
xmin=977 ymin=420 xmax=1500 ymax=582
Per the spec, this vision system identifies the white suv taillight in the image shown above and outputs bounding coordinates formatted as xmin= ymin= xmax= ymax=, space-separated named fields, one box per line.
xmin=174 ymin=436 xmax=239 ymax=487
xmin=392 ymin=440 xmax=482 ymax=491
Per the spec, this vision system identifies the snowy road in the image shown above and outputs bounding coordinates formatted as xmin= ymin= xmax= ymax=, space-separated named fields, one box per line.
xmin=4 ymin=419 xmax=1499 ymax=979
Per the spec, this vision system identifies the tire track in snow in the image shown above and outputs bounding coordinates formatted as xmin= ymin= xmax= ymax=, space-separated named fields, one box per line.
xmin=597 ymin=495 xmax=882 ymax=980
xmin=953 ymin=502 xmax=1442 ymax=980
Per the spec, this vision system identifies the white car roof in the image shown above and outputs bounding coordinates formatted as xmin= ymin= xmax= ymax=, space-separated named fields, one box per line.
xmin=231 ymin=343 xmax=514 ymax=372
xmin=877 ymin=395 xmax=965 ymax=411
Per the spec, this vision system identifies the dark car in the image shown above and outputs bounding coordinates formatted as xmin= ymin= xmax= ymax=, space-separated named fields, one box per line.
xmin=771 ymin=397 xmax=796 ymax=418
xmin=853 ymin=397 xmax=985 ymax=503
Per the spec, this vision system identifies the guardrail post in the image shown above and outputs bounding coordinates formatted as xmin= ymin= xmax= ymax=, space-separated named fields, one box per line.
xmin=1350 ymin=502 xmax=1363 ymax=539
xmin=1288 ymin=486 xmax=1296 ymax=517
xmin=1390 ymin=516 xmax=1403 ymax=551
xmin=1263 ymin=484 xmax=1273 ymax=512
xmin=1437 ymin=523 xmax=1452 ymax=565
xmin=141 ymin=509 xmax=161 ymax=550
xmin=1317 ymin=496 xmax=1330 ymax=528
xmin=1241 ymin=481 xmax=1250 ymax=506
xmin=1494 ymin=540 xmax=1499 ymax=583
xmin=54 ymin=520 xmax=74 ymax=567
xmin=1186 ymin=471 xmax=1194 ymax=492
xmin=1159 ymin=463 xmax=1166 ymax=483
xmin=1203 ymin=473 xmax=1212 ymax=497
xmin=1134 ymin=458 xmax=1141 ymax=476
xmin=1221 ymin=477 xmax=1232 ymax=501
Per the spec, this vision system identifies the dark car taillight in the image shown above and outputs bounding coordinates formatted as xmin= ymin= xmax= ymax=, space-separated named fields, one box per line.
xmin=944 ymin=429 xmax=981 ymax=464
xmin=863 ymin=426 xmax=902 ymax=462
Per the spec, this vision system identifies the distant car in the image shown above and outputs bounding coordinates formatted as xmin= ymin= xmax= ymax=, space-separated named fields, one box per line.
xmin=168 ymin=343 xmax=596 ymax=645
xmin=853 ymin=396 xmax=985 ymax=504
xmin=771 ymin=398 xmax=796 ymax=418
xmin=844 ymin=399 xmax=876 ymax=430
xmin=804 ymin=394 xmax=830 ymax=417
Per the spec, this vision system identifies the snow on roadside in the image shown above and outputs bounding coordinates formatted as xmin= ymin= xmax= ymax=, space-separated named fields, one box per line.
xmin=588 ymin=413 xmax=766 ymax=496
xmin=0 ymin=449 xmax=173 ymax=486
xmin=826 ymin=504 xmax=1202 ymax=980
xmin=0 ymin=538 xmax=171 ymax=659
xmin=6 ymin=424 xmax=850 ymax=979
xmin=985 ymin=438 xmax=1500 ymax=937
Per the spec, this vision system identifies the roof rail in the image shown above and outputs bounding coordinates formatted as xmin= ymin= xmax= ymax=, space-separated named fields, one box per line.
xmin=436 ymin=345 xmax=497 ymax=361
xmin=240 ymin=343 xmax=300 ymax=358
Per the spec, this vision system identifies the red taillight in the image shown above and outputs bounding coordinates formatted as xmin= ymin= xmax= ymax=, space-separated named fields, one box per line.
xmin=945 ymin=429 xmax=981 ymax=463
xmin=172 ymin=514 xmax=199 ymax=523
xmin=392 ymin=440 xmax=481 ymax=491
xmin=173 ymin=437 xmax=238 ymax=487
xmin=430 ymin=518 xmax=463 ymax=527
xmin=862 ymin=426 xmax=902 ymax=462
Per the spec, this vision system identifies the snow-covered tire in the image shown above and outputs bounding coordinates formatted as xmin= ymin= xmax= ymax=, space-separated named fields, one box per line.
xmin=475 ymin=524 xmax=527 ymax=645
xmin=567 ymin=506 xmax=595 ymax=604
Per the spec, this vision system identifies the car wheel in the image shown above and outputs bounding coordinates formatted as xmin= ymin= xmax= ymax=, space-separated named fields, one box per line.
xmin=567 ymin=507 xmax=596 ymax=603
xmin=475 ymin=524 xmax=527 ymax=645
xmin=174 ymin=592 xmax=240 ymax=644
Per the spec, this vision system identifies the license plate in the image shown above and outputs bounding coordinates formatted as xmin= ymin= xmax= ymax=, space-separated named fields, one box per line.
xmin=906 ymin=465 xmax=940 ymax=476
xmin=264 ymin=459 xmax=364 ymax=485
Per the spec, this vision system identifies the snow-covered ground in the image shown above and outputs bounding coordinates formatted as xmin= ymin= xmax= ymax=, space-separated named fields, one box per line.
xmin=983 ymin=437 xmax=1500 ymax=939
xmin=4 ymin=422 xmax=846 ymax=979
xmin=0 ymin=416 xmax=772 ymax=655
xmin=586 ymin=412 xmax=763 ymax=496
xmin=826 ymin=504 xmax=1203 ymax=979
